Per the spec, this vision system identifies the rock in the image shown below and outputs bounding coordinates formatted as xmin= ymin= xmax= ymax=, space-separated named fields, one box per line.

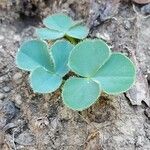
xmin=1 ymin=1 xmax=150 ymax=149
xmin=50 ymin=118 xmax=59 ymax=132
xmin=124 ymin=20 xmax=131 ymax=30
xmin=15 ymin=131 xmax=36 ymax=146
xmin=0 ymin=35 xmax=4 ymax=40
xmin=88 ymin=0 xmax=120 ymax=28
xmin=33 ymin=116 xmax=49 ymax=130
xmin=13 ymin=72 xmax=22 ymax=80
xmin=3 ymin=123 xmax=17 ymax=132
xmin=13 ymin=72 xmax=23 ymax=84
xmin=98 ymin=0 xmax=120 ymax=22
xmin=3 ymin=86 xmax=10 ymax=93
xmin=96 ymin=32 xmax=111 ymax=42
xmin=1 ymin=100 xmax=16 ymax=121
xmin=13 ymin=35 xmax=21 ymax=41
xmin=126 ymin=51 xmax=150 ymax=106
xmin=14 ymin=94 xmax=22 ymax=106
xmin=141 ymin=3 xmax=150 ymax=15
xmin=126 ymin=70 xmax=150 ymax=106
xmin=0 ymin=93 xmax=5 ymax=100
xmin=0 ymin=75 xmax=9 ymax=83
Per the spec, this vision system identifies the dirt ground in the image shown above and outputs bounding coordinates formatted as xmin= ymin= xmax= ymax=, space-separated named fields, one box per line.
xmin=0 ymin=0 xmax=150 ymax=150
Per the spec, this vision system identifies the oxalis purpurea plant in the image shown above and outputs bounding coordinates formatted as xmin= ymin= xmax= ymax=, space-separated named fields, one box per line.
xmin=16 ymin=13 xmax=136 ymax=111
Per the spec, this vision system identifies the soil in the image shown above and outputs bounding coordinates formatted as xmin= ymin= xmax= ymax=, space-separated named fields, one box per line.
xmin=0 ymin=0 xmax=150 ymax=150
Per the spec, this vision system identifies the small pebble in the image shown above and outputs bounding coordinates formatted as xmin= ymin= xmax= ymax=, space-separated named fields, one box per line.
xmin=33 ymin=116 xmax=49 ymax=130
xmin=14 ymin=94 xmax=22 ymax=106
xmin=0 ymin=77 xmax=4 ymax=83
xmin=0 ymin=93 xmax=5 ymax=100
xmin=96 ymin=32 xmax=110 ymax=42
xmin=0 ymin=75 xmax=9 ymax=83
xmin=124 ymin=20 xmax=131 ymax=30
xmin=13 ymin=72 xmax=22 ymax=84
xmin=13 ymin=35 xmax=21 ymax=41
xmin=3 ymin=86 xmax=10 ymax=93
xmin=0 ymin=35 xmax=4 ymax=40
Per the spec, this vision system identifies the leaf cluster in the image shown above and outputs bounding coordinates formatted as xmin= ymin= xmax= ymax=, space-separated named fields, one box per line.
xmin=16 ymin=13 xmax=136 ymax=111
xmin=36 ymin=13 xmax=89 ymax=40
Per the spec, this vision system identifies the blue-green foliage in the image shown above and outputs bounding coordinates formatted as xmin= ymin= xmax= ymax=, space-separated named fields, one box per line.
xmin=30 ymin=67 xmax=62 ymax=93
xmin=36 ymin=13 xmax=89 ymax=40
xmin=62 ymin=39 xmax=136 ymax=110
xmin=16 ymin=40 xmax=54 ymax=72
xmin=16 ymin=13 xmax=136 ymax=111
xmin=16 ymin=39 xmax=73 ymax=93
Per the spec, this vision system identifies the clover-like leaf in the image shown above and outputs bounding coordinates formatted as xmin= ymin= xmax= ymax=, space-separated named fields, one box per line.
xmin=68 ymin=39 xmax=136 ymax=94
xmin=63 ymin=39 xmax=136 ymax=110
xmin=30 ymin=67 xmax=62 ymax=93
xmin=16 ymin=39 xmax=54 ymax=72
xmin=16 ymin=39 xmax=74 ymax=94
xmin=36 ymin=13 xmax=89 ymax=40
xmin=43 ymin=13 xmax=74 ymax=31
xmin=69 ymin=39 xmax=110 ymax=77
xmin=36 ymin=28 xmax=64 ymax=40
xmin=67 ymin=24 xmax=89 ymax=39
xmin=92 ymin=53 xmax=136 ymax=94
xmin=50 ymin=40 xmax=74 ymax=76
xmin=62 ymin=77 xmax=100 ymax=111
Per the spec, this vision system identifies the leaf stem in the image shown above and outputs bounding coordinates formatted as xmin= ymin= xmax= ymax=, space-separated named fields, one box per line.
xmin=65 ymin=35 xmax=77 ymax=45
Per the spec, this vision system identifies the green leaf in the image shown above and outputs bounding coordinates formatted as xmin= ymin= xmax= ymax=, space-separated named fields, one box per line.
xmin=30 ymin=67 xmax=62 ymax=93
xmin=92 ymin=53 xmax=136 ymax=94
xmin=69 ymin=39 xmax=110 ymax=77
xmin=50 ymin=40 xmax=74 ymax=76
xmin=67 ymin=24 xmax=89 ymax=39
xmin=36 ymin=28 xmax=64 ymax=40
xmin=43 ymin=13 xmax=73 ymax=32
xmin=36 ymin=13 xmax=89 ymax=40
xmin=16 ymin=39 xmax=54 ymax=72
xmin=62 ymin=77 xmax=101 ymax=111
